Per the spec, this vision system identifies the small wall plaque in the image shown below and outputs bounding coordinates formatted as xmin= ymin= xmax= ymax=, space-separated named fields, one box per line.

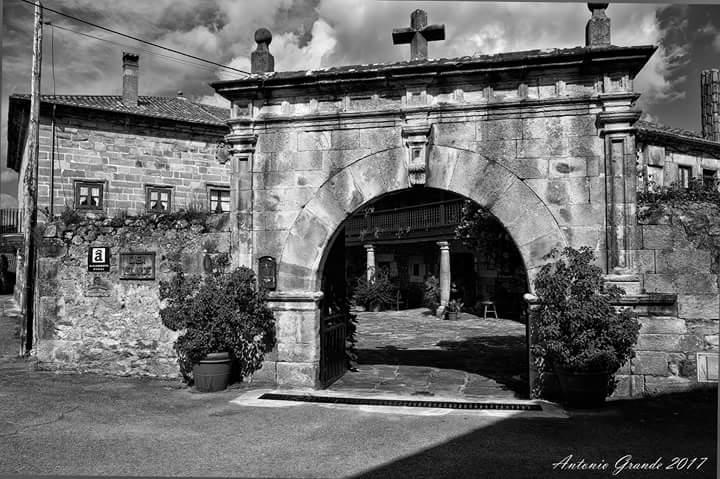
xmin=258 ymin=256 xmax=276 ymax=290
xmin=86 ymin=276 xmax=111 ymax=297
xmin=119 ymin=252 xmax=156 ymax=280
xmin=88 ymin=247 xmax=110 ymax=272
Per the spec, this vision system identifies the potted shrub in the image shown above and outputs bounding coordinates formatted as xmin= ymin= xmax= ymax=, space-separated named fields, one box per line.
xmin=530 ymin=246 xmax=640 ymax=407
xmin=159 ymin=256 xmax=276 ymax=392
xmin=423 ymin=275 xmax=440 ymax=314
xmin=351 ymin=270 xmax=396 ymax=312
xmin=444 ymin=299 xmax=463 ymax=321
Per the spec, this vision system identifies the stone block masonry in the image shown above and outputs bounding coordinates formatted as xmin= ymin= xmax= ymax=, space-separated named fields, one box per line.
xmin=33 ymin=212 xmax=232 ymax=377
xmin=35 ymin=107 xmax=229 ymax=217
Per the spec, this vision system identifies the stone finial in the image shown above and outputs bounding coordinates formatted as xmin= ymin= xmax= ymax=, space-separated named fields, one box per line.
xmin=392 ymin=9 xmax=445 ymax=61
xmin=586 ymin=3 xmax=610 ymax=47
xmin=251 ymin=28 xmax=275 ymax=74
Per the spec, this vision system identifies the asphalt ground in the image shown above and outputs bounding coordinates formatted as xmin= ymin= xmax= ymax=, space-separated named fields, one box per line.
xmin=0 ymin=370 xmax=716 ymax=478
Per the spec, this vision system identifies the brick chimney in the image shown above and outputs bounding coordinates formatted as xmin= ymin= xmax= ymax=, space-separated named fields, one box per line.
xmin=122 ymin=52 xmax=139 ymax=107
xmin=701 ymin=69 xmax=720 ymax=142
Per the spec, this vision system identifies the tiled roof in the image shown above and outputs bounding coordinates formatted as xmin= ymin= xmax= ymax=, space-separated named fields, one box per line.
xmin=636 ymin=120 xmax=720 ymax=153
xmin=635 ymin=120 xmax=705 ymax=141
xmin=10 ymin=94 xmax=230 ymax=126
xmin=212 ymin=44 xmax=656 ymax=88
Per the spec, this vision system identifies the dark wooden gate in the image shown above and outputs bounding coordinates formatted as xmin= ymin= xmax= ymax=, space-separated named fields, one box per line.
xmin=319 ymin=312 xmax=346 ymax=387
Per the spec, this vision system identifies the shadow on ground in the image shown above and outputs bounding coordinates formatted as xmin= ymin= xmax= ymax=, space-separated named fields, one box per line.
xmin=352 ymin=388 xmax=718 ymax=479
xmin=356 ymin=334 xmax=528 ymax=396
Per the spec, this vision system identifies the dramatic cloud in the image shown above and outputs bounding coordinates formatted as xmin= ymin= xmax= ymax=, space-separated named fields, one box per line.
xmin=1 ymin=1 xmax=691 ymax=200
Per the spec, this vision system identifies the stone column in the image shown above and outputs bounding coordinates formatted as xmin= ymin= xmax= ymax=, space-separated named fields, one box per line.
xmin=364 ymin=244 xmax=376 ymax=281
xmin=437 ymin=241 xmax=451 ymax=317
xmin=224 ymin=131 xmax=257 ymax=269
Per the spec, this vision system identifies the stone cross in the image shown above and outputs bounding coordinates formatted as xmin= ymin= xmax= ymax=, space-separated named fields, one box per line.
xmin=392 ymin=9 xmax=445 ymax=61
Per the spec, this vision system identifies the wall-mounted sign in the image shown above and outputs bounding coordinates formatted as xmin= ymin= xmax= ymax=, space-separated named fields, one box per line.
xmin=86 ymin=276 xmax=111 ymax=297
xmin=88 ymin=247 xmax=110 ymax=272
xmin=119 ymin=252 xmax=156 ymax=280
xmin=258 ymin=256 xmax=276 ymax=290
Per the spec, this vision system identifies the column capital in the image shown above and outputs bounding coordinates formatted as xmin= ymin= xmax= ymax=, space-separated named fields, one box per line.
xmin=363 ymin=244 xmax=375 ymax=251
xmin=437 ymin=240 xmax=449 ymax=250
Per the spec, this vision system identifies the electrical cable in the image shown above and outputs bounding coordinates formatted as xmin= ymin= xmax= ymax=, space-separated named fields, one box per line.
xmin=16 ymin=0 xmax=249 ymax=76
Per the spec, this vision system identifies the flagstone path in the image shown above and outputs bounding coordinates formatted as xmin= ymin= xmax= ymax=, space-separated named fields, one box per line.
xmin=329 ymin=308 xmax=529 ymax=399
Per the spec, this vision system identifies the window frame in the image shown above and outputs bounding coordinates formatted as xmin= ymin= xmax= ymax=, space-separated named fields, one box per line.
xmin=145 ymin=185 xmax=173 ymax=213
xmin=678 ymin=165 xmax=692 ymax=189
xmin=703 ymin=168 xmax=717 ymax=190
xmin=74 ymin=180 xmax=105 ymax=210
xmin=207 ymin=185 xmax=231 ymax=213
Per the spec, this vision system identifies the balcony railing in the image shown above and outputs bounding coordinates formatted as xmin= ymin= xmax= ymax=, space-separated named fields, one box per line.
xmin=345 ymin=199 xmax=464 ymax=243
xmin=0 ymin=209 xmax=20 ymax=235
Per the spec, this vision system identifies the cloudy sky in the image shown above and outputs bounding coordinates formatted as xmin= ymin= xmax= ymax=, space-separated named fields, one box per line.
xmin=2 ymin=1 xmax=719 ymax=203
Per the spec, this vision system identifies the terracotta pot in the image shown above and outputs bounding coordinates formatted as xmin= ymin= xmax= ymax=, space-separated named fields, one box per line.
xmin=445 ymin=311 xmax=459 ymax=321
xmin=554 ymin=363 xmax=613 ymax=408
xmin=193 ymin=352 xmax=232 ymax=392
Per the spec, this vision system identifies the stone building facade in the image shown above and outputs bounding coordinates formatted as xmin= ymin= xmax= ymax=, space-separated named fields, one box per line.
xmin=7 ymin=53 xmax=233 ymax=362
xmin=7 ymin=6 xmax=718 ymax=396
xmin=210 ymin=6 xmax=714 ymax=394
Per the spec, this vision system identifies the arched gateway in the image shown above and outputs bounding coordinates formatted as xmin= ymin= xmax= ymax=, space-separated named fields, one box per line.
xmin=212 ymin=18 xmax=653 ymax=388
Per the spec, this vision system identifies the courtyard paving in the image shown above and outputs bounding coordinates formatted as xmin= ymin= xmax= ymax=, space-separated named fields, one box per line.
xmin=329 ymin=308 xmax=528 ymax=399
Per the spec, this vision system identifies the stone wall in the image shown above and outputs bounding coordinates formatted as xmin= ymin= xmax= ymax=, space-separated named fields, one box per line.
xmin=34 ymin=211 xmax=232 ymax=377
xmin=611 ymin=202 xmax=720 ymax=396
xmin=26 ymin=106 xmax=229 ymax=217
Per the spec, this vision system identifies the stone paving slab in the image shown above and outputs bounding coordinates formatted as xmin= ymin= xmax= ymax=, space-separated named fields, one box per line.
xmin=331 ymin=308 xmax=528 ymax=399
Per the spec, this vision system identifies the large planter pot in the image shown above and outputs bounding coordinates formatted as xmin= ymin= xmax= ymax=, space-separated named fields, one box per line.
xmin=554 ymin=364 xmax=613 ymax=408
xmin=193 ymin=352 xmax=232 ymax=392
xmin=445 ymin=311 xmax=459 ymax=321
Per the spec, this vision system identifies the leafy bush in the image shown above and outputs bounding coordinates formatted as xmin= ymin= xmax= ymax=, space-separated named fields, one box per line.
xmin=423 ymin=275 xmax=440 ymax=313
xmin=445 ymin=299 xmax=463 ymax=313
xmin=159 ymin=260 xmax=276 ymax=384
xmin=351 ymin=271 xmax=396 ymax=311
xmin=638 ymin=177 xmax=720 ymax=218
xmin=530 ymin=246 xmax=639 ymax=378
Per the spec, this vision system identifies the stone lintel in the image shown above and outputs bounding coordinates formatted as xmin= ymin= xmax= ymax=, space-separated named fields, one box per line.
xmin=268 ymin=290 xmax=324 ymax=305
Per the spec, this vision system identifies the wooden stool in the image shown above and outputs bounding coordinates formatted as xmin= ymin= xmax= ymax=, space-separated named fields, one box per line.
xmin=480 ymin=301 xmax=498 ymax=319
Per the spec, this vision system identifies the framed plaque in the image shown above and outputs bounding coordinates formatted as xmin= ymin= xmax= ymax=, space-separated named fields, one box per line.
xmin=258 ymin=256 xmax=276 ymax=290
xmin=119 ymin=252 xmax=156 ymax=280
xmin=88 ymin=246 xmax=110 ymax=272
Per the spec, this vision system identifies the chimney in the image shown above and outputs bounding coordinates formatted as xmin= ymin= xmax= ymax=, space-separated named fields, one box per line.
xmin=122 ymin=52 xmax=139 ymax=107
xmin=251 ymin=28 xmax=275 ymax=74
xmin=586 ymin=3 xmax=611 ymax=48
xmin=701 ymin=69 xmax=720 ymax=142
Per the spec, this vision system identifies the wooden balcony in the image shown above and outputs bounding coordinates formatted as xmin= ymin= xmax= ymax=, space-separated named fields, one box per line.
xmin=345 ymin=199 xmax=464 ymax=245
xmin=0 ymin=209 xmax=20 ymax=235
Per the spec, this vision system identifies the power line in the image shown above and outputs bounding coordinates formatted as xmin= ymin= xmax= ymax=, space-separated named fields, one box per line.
xmin=17 ymin=0 xmax=250 ymax=76
xmin=49 ymin=23 xmax=235 ymax=76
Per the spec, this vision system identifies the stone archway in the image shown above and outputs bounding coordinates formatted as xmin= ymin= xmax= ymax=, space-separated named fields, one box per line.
xmin=277 ymin=146 xmax=566 ymax=293
xmin=267 ymin=145 xmax=567 ymax=388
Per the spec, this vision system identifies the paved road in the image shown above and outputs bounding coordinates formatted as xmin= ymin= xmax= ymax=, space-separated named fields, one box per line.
xmin=0 ymin=370 xmax=716 ymax=478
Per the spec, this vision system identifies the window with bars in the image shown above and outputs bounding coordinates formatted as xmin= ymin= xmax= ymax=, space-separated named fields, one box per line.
xmin=208 ymin=187 xmax=230 ymax=213
xmin=75 ymin=181 xmax=104 ymax=210
xmin=146 ymin=186 xmax=172 ymax=212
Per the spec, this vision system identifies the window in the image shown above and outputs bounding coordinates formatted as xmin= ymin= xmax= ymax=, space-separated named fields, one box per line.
xmin=146 ymin=186 xmax=172 ymax=212
xmin=208 ymin=186 xmax=230 ymax=213
xmin=678 ymin=166 xmax=692 ymax=189
xmin=75 ymin=181 xmax=104 ymax=209
xmin=703 ymin=169 xmax=717 ymax=190
xmin=647 ymin=165 xmax=664 ymax=190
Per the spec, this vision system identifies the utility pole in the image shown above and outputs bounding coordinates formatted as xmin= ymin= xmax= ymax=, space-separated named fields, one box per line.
xmin=20 ymin=0 xmax=42 ymax=355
